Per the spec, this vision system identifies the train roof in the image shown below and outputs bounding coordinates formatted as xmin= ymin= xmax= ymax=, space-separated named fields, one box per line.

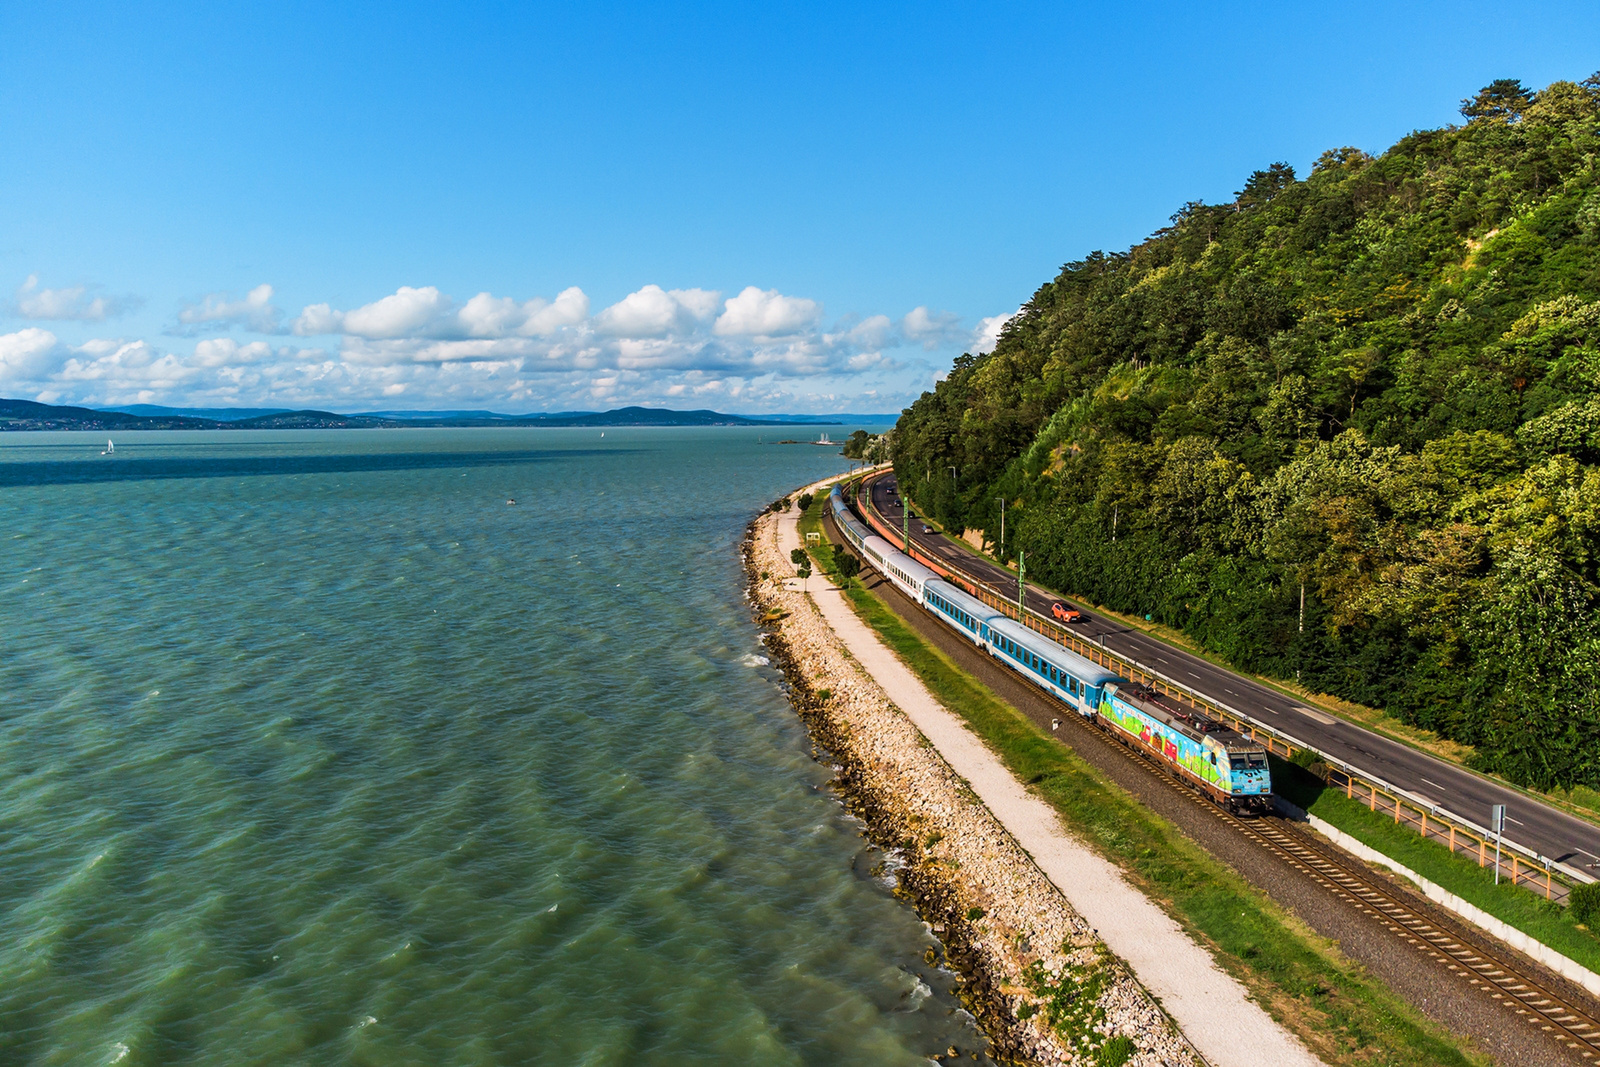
xmin=1109 ymin=682 xmax=1264 ymax=751
xmin=862 ymin=535 xmax=939 ymax=586
xmin=923 ymin=578 xmax=1005 ymax=623
xmin=986 ymin=615 xmax=1125 ymax=686
xmin=828 ymin=489 xmax=874 ymax=539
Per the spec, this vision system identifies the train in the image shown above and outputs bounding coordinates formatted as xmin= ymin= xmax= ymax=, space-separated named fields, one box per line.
xmin=827 ymin=484 xmax=1273 ymax=813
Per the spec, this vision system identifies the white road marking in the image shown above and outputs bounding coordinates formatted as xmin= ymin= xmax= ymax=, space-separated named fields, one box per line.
xmin=1293 ymin=706 xmax=1335 ymax=725
xmin=1420 ymin=777 xmax=1446 ymax=790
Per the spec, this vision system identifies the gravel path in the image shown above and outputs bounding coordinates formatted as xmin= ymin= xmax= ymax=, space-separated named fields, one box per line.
xmin=750 ymin=490 xmax=1322 ymax=1066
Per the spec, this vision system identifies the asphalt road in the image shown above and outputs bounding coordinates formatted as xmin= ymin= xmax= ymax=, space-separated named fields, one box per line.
xmin=863 ymin=473 xmax=1600 ymax=881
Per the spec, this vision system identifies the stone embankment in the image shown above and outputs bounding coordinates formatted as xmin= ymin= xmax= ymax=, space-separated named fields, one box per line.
xmin=744 ymin=506 xmax=1195 ymax=1067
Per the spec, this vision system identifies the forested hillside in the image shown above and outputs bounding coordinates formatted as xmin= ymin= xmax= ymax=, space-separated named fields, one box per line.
xmin=895 ymin=77 xmax=1600 ymax=790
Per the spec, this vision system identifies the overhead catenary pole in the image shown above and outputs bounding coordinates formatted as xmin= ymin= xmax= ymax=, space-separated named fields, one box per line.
xmin=902 ymin=490 xmax=911 ymax=553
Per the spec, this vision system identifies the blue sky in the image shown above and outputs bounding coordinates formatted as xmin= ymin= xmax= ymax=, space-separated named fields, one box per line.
xmin=1 ymin=2 xmax=1597 ymax=414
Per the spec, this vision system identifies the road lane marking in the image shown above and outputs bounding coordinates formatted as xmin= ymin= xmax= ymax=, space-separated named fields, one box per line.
xmin=1421 ymin=777 xmax=1446 ymax=790
xmin=1293 ymin=706 xmax=1336 ymax=725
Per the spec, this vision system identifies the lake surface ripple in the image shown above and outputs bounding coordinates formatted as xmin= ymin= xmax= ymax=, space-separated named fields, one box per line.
xmin=0 ymin=428 xmax=986 ymax=1065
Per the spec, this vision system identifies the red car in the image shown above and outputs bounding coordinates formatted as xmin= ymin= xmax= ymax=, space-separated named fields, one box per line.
xmin=1051 ymin=602 xmax=1084 ymax=624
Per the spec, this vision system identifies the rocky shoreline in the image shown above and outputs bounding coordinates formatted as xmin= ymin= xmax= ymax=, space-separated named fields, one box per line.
xmin=743 ymin=507 xmax=1196 ymax=1067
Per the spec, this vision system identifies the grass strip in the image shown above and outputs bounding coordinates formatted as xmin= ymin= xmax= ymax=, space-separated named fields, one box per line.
xmin=795 ymin=492 xmax=1483 ymax=1066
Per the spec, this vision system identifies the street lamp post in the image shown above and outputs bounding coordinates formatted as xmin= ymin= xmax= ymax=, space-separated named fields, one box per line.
xmin=996 ymin=496 xmax=1005 ymax=558
xmin=1017 ymin=550 xmax=1026 ymax=615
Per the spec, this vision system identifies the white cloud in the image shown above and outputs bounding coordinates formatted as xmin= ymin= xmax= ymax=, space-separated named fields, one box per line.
xmin=0 ymin=328 xmax=64 ymax=381
xmin=191 ymin=338 xmax=274 ymax=368
xmin=972 ymin=310 xmax=1017 ymax=354
xmin=13 ymin=275 xmax=138 ymax=322
xmin=522 ymin=287 xmax=590 ymax=336
xmin=294 ymin=285 xmax=593 ymax=341
xmin=11 ymin=278 xmax=979 ymax=413
xmin=293 ymin=303 xmax=345 ymax=336
xmin=902 ymin=306 xmax=965 ymax=349
xmin=714 ymin=287 xmax=821 ymax=337
xmin=341 ymin=285 xmax=453 ymax=339
xmin=176 ymin=284 xmax=280 ymax=333
xmin=458 ymin=292 xmax=529 ymax=337
xmin=594 ymin=285 xmax=721 ymax=338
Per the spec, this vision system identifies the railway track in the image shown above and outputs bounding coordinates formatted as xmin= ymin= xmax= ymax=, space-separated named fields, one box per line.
xmin=828 ymin=492 xmax=1600 ymax=1063
xmin=1082 ymin=704 xmax=1600 ymax=1060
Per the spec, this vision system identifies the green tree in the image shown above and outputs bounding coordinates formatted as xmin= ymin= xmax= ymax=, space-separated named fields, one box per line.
xmin=834 ymin=548 xmax=861 ymax=585
xmin=1460 ymin=78 xmax=1534 ymax=122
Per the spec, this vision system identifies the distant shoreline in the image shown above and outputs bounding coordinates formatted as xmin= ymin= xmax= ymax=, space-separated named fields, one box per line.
xmin=0 ymin=398 xmax=877 ymax=433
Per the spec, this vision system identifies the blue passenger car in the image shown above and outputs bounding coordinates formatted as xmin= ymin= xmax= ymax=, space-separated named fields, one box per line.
xmin=922 ymin=578 xmax=1001 ymax=647
xmin=829 ymin=486 xmax=872 ymax=552
xmin=984 ymin=616 xmax=1125 ymax=719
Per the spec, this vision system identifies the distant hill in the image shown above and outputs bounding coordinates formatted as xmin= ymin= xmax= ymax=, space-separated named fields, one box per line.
xmin=0 ymin=398 xmax=217 ymax=431
xmin=101 ymin=404 xmax=293 ymax=421
xmin=0 ymin=398 xmax=841 ymax=432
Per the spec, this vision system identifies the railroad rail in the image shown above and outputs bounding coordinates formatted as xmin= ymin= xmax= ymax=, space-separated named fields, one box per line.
xmin=844 ymin=471 xmax=1587 ymax=902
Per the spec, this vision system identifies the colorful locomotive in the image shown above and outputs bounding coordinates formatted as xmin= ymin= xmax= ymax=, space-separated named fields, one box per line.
xmin=825 ymin=484 xmax=1272 ymax=812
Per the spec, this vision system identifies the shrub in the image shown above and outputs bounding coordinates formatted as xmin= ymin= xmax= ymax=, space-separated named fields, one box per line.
xmin=1570 ymin=881 xmax=1600 ymax=926
xmin=1098 ymin=1035 xmax=1135 ymax=1067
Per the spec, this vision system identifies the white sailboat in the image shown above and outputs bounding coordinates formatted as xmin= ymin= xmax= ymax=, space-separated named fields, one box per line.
xmin=101 ymin=439 xmax=115 ymax=455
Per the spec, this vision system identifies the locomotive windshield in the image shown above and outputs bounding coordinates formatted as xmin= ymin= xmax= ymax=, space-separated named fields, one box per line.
xmin=1230 ymin=752 xmax=1267 ymax=771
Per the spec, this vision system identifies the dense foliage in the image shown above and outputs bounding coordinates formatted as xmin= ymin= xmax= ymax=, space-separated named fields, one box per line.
xmin=895 ymin=77 xmax=1600 ymax=790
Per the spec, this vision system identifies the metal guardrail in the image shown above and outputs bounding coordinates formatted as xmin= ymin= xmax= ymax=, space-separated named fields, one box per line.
xmin=844 ymin=474 xmax=1593 ymax=899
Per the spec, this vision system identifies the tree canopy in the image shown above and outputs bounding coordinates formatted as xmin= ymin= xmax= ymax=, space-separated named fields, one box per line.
xmin=894 ymin=75 xmax=1600 ymax=791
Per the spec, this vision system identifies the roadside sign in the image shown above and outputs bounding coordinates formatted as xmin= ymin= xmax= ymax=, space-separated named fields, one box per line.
xmin=1492 ymin=804 xmax=1507 ymax=884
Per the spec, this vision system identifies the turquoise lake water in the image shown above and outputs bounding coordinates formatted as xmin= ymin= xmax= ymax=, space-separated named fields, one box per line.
xmin=0 ymin=428 xmax=988 ymax=1066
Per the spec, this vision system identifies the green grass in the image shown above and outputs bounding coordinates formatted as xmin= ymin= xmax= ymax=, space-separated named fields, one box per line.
xmin=792 ymin=492 xmax=1483 ymax=1065
xmin=1272 ymin=757 xmax=1600 ymax=977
